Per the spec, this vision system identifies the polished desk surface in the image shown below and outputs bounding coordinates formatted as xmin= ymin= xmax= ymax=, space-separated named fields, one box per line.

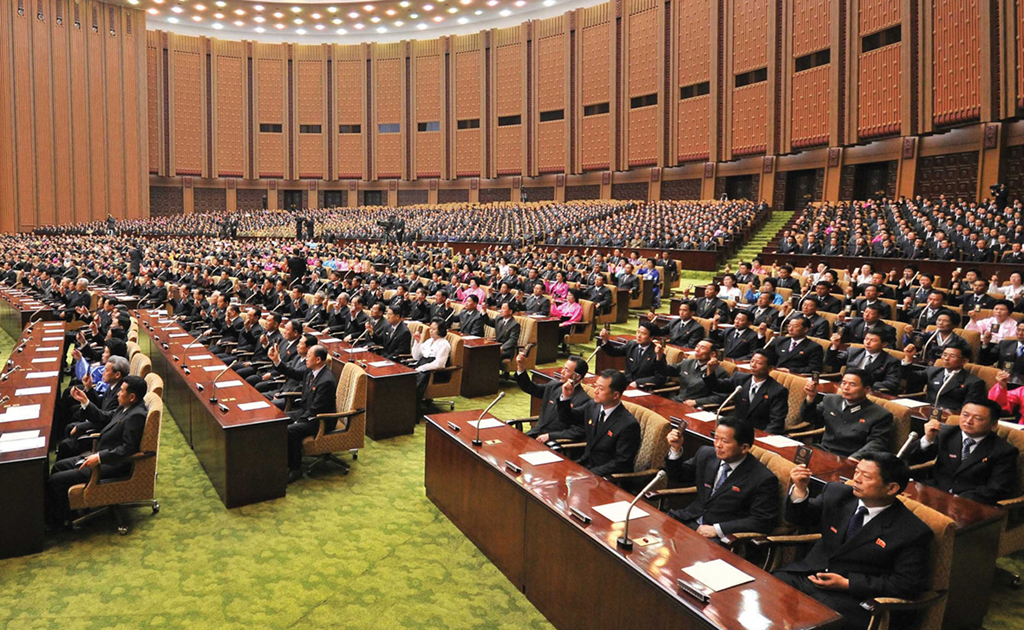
xmin=0 ymin=286 xmax=54 ymax=315
xmin=425 ymin=410 xmax=843 ymax=630
xmin=530 ymin=367 xmax=1005 ymax=533
xmin=0 ymin=321 xmax=65 ymax=463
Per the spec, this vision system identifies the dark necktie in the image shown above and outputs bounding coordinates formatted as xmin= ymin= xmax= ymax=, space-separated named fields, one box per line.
xmin=845 ymin=505 xmax=868 ymax=541
xmin=961 ymin=437 xmax=975 ymax=461
xmin=711 ymin=461 xmax=729 ymax=494
xmin=596 ymin=409 xmax=606 ymax=431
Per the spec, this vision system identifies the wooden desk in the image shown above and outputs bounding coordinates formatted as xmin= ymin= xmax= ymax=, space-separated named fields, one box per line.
xmin=136 ymin=309 xmax=290 ymax=508
xmin=529 ymin=367 xmax=1004 ymax=630
xmin=0 ymin=321 xmax=64 ymax=558
xmin=526 ymin=315 xmax=562 ymax=365
xmin=425 ymin=410 xmax=843 ymax=630
xmin=95 ymin=288 xmax=141 ymax=310
xmin=614 ymin=288 xmax=631 ymax=323
xmin=0 ymin=287 xmax=56 ymax=341
xmin=454 ymin=333 xmax=500 ymax=398
xmin=595 ymin=336 xmax=630 ymax=373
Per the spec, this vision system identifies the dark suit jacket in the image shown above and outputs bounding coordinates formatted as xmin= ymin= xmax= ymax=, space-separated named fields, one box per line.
xmin=515 ymin=372 xmax=590 ymax=439
xmin=375 ymin=321 xmax=412 ymax=360
xmin=664 ymin=446 xmax=779 ymax=535
xmin=90 ymin=402 xmax=149 ymax=475
xmin=824 ymin=347 xmax=902 ymax=394
xmin=984 ymin=339 xmax=1024 ymax=376
xmin=904 ymin=366 xmax=988 ymax=412
xmin=703 ymin=371 xmax=789 ymax=434
xmin=693 ymin=297 xmax=730 ymax=321
xmin=663 ymin=359 xmax=726 ymax=404
xmin=801 ymin=395 xmax=893 ymax=459
xmin=748 ymin=305 xmax=779 ymax=330
xmin=769 ymin=336 xmax=824 ymax=374
xmin=458 ymin=309 xmax=485 ymax=336
xmin=902 ymin=425 xmax=1019 ymax=504
xmin=711 ymin=326 xmax=759 ymax=360
xmin=283 ymin=365 xmax=337 ymax=427
xmin=556 ymin=399 xmax=641 ymax=477
xmin=601 ymin=340 xmax=666 ymax=386
xmin=842 ymin=318 xmax=897 ymax=347
xmin=524 ymin=295 xmax=551 ymax=316
xmin=777 ymin=483 xmax=932 ymax=605
xmin=649 ymin=317 xmax=705 ymax=348
xmin=482 ymin=313 xmax=521 ymax=357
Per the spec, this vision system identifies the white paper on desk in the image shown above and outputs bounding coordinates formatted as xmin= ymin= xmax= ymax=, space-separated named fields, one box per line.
xmin=889 ymin=398 xmax=930 ymax=409
xmin=35 ymin=346 xmax=59 ymax=352
xmin=203 ymin=365 xmax=224 ymax=372
xmin=519 ymin=450 xmax=563 ymax=466
xmin=0 ymin=429 xmax=40 ymax=441
xmin=308 ymin=330 xmax=323 ymax=336
xmin=345 ymin=347 xmax=368 ymax=353
xmin=460 ymin=335 xmax=481 ymax=340
xmin=467 ymin=418 xmax=505 ymax=430
xmin=214 ymin=380 xmax=243 ymax=389
xmin=158 ymin=319 xmax=174 ymax=324
xmin=0 ymin=436 xmax=46 ymax=453
xmin=756 ymin=434 xmax=803 ymax=448
xmin=238 ymin=401 xmax=271 ymax=412
xmin=592 ymin=501 xmax=650 ymax=524
xmin=622 ymin=389 xmax=650 ymax=398
xmin=188 ymin=354 xmax=213 ymax=360
xmin=30 ymin=357 xmax=58 ymax=363
xmin=321 ymin=338 xmax=341 ymax=344
xmin=686 ymin=411 xmax=720 ymax=422
xmin=41 ymin=337 xmax=62 ymax=342
xmin=42 ymin=322 xmax=63 ymax=327
xmin=4 ymin=403 xmax=41 ymax=419
xmin=368 ymin=360 xmax=393 ymax=368
xmin=681 ymin=559 xmax=755 ymax=592
xmin=26 ymin=371 xmax=58 ymax=380
xmin=169 ymin=333 xmax=189 ymax=338
xmin=161 ymin=327 xmax=177 ymax=331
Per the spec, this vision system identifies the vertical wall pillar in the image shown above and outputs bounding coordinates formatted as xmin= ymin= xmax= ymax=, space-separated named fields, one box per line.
xmin=896 ymin=137 xmax=918 ymax=198
xmin=226 ymin=185 xmax=237 ymax=212
xmin=759 ymin=157 xmax=776 ymax=205
xmin=182 ymin=180 xmax=195 ymax=214
xmin=822 ymin=148 xmax=843 ymax=201
xmin=978 ymin=123 xmax=1003 ymax=197
xmin=700 ymin=163 xmax=716 ymax=199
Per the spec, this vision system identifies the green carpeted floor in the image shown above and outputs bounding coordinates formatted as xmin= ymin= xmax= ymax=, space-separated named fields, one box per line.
xmin=2 ymin=272 xmax=1023 ymax=628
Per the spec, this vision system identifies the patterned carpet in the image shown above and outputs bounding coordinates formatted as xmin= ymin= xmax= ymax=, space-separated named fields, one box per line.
xmin=0 ymin=315 xmax=1022 ymax=629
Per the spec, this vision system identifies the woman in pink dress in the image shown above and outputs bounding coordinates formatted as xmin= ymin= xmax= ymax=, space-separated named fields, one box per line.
xmin=552 ymin=289 xmax=583 ymax=327
xmin=544 ymin=271 xmax=570 ymax=302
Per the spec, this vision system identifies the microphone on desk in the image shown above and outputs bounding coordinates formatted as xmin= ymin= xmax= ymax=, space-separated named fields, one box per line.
xmin=919 ymin=329 xmax=940 ymax=361
xmin=617 ymin=470 xmax=667 ymax=551
xmin=2 ymin=365 xmax=22 ymax=381
xmin=933 ymin=370 xmax=956 ymax=410
xmin=351 ymin=326 xmax=370 ymax=346
xmin=28 ymin=305 xmax=47 ymax=324
xmin=585 ymin=345 xmax=602 ymax=364
xmin=715 ymin=386 xmax=744 ymax=424
xmin=0 ymin=395 xmax=9 ymax=406
xmin=472 ymin=391 xmax=506 ymax=447
xmin=208 ymin=360 xmax=238 ymax=403
xmin=180 ymin=330 xmax=210 ymax=369
xmin=896 ymin=431 xmax=920 ymax=458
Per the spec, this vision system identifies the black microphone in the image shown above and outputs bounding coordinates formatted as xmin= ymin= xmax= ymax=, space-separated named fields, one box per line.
xmin=208 ymin=360 xmax=238 ymax=403
xmin=180 ymin=330 xmax=210 ymax=369
xmin=472 ymin=391 xmax=506 ymax=446
xmin=617 ymin=470 xmax=667 ymax=550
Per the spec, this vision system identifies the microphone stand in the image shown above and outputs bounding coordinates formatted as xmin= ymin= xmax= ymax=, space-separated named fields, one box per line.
xmin=472 ymin=391 xmax=506 ymax=446
xmin=617 ymin=470 xmax=667 ymax=550
xmin=207 ymin=360 xmax=238 ymax=403
xmin=716 ymin=386 xmax=744 ymax=424
xmin=896 ymin=431 xmax=921 ymax=458
xmin=2 ymin=365 xmax=23 ymax=382
xmin=179 ymin=330 xmax=210 ymax=368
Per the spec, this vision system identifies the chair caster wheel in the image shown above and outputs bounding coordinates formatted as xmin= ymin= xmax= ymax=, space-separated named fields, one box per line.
xmin=152 ymin=503 xmax=160 ymax=514
xmin=1012 ymin=575 xmax=1022 ymax=589
xmin=352 ymin=453 xmax=358 ymax=460
xmin=117 ymin=526 xmax=129 ymax=536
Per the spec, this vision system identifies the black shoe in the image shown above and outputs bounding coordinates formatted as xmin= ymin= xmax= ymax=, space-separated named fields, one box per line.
xmin=287 ymin=468 xmax=304 ymax=484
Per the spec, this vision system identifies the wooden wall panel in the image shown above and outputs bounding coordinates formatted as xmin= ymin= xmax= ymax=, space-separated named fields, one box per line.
xmin=51 ymin=0 xmax=74 ymax=226
xmin=858 ymin=44 xmax=902 ymax=139
xmin=296 ymin=49 xmax=325 ymax=179
xmin=791 ymin=66 xmax=829 ymax=148
xmin=932 ymin=0 xmax=981 ymax=125
xmin=677 ymin=96 xmax=711 ymax=161
xmin=537 ymin=29 xmax=566 ymax=173
xmin=454 ymin=37 xmax=482 ymax=177
xmin=215 ymin=41 xmax=246 ymax=177
xmin=71 ymin=12 xmax=92 ymax=223
xmin=792 ymin=0 xmax=830 ymax=57
xmin=256 ymin=45 xmax=285 ymax=178
xmin=495 ymin=37 xmax=522 ymax=175
xmin=915 ymin=151 xmax=979 ymax=197
xmin=335 ymin=47 xmax=365 ymax=179
xmin=32 ymin=0 xmax=55 ymax=227
xmin=732 ymin=83 xmax=768 ymax=155
xmin=87 ymin=10 xmax=108 ymax=221
xmin=1019 ymin=0 xmax=1023 ymax=109
xmin=626 ymin=3 xmax=659 ymax=167
xmin=414 ymin=46 xmax=443 ymax=178
xmin=146 ymin=36 xmax=160 ymax=174
xmin=374 ymin=51 xmax=403 ymax=178
xmin=12 ymin=0 xmax=36 ymax=228
xmin=733 ymin=0 xmax=770 ymax=73
xmin=122 ymin=8 xmax=145 ymax=220
xmin=171 ymin=36 xmax=203 ymax=176
xmin=677 ymin=0 xmax=711 ymax=87
xmin=105 ymin=9 xmax=125 ymax=217
xmin=0 ymin=0 xmax=13 ymax=233
xmin=581 ymin=8 xmax=611 ymax=171
xmin=859 ymin=0 xmax=900 ymax=33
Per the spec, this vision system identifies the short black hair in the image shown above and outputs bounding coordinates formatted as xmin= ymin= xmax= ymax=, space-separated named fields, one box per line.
xmin=105 ymin=338 xmax=128 ymax=358
xmin=431 ymin=317 xmax=449 ymax=336
xmin=858 ymin=451 xmax=911 ymax=494
xmin=717 ymin=416 xmax=755 ymax=446
xmin=123 ymin=375 xmax=148 ymax=406
xmin=567 ymin=355 xmax=589 ymax=377
xmin=310 ymin=344 xmax=328 ymax=362
xmin=844 ymin=367 xmax=874 ymax=389
xmin=962 ymin=399 xmax=1004 ymax=423
xmin=599 ymin=368 xmax=629 ymax=394
xmin=752 ymin=349 xmax=776 ymax=366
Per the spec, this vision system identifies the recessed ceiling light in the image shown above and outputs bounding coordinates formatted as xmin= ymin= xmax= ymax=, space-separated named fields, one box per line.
xmin=332 ymin=17 xmax=341 ymax=24
xmin=499 ymin=8 xmax=511 ymax=15
xmin=234 ymin=8 xmax=243 ymax=15
xmin=296 ymin=28 xmax=306 ymax=34
xmin=400 ymin=1 xmax=410 ymax=6
xmin=214 ymin=0 xmax=224 ymax=6
xmin=253 ymin=4 xmax=263 ymax=10
xmin=147 ymin=8 xmax=158 ymax=14
xmin=171 ymin=5 xmax=183 ymax=12
xmin=255 ymin=26 xmax=265 ymax=32
xmin=191 ymin=15 xmax=202 ymax=21
xmin=543 ymin=0 xmax=555 ymax=5
xmin=348 ymin=11 xmax=358 ymax=18
xmin=432 ymin=15 xmax=442 ymax=21
xmin=487 ymin=0 xmax=497 ymax=5
xmin=194 ymin=3 xmax=205 ymax=10
xmin=410 ymin=12 xmax=418 ymax=18
xmin=327 ymin=6 xmax=337 ymax=12
xmin=376 ymin=26 xmax=387 ymax=32
xmin=385 ymin=8 xmax=395 ymax=15
xmin=416 ymin=22 xmax=427 ymax=29
xmin=423 ymin=3 xmax=433 ymax=9
xmin=363 ymin=4 xmax=374 ymax=10
xmin=167 ymin=16 xmax=178 ymax=22
xmin=311 ymin=12 xmax=320 ymax=19
xmin=275 ymin=22 xmax=284 ymax=28
xmin=393 ymin=19 xmax=403 ymax=25
xmin=354 ymin=22 xmax=364 ymax=28
xmin=234 ymin=19 xmax=243 ymax=25
xmin=293 ymin=18 xmax=302 ymax=24
xmin=458 ymin=16 xmax=468 ymax=23
xmin=212 ymin=22 xmax=223 ymax=29
xmin=448 ymin=7 xmax=457 ymax=13
xmin=460 ymin=0 xmax=471 ymax=4
xmin=153 ymin=0 xmax=163 ymax=4
xmin=254 ymin=15 xmax=264 ymax=22
xmin=214 ymin=13 xmax=223 ymax=19
xmin=127 ymin=0 xmax=138 ymax=6
xmin=370 ymin=16 xmax=380 ymax=22
xmin=315 ymin=23 xmax=324 ymax=29
xmin=474 ymin=9 xmax=482 ymax=14
xmin=291 ymin=6 xmax=301 ymax=12
xmin=336 ymin=27 xmax=347 ymax=33
xmin=273 ymin=11 xmax=283 ymax=18
xmin=515 ymin=1 xmax=525 ymax=6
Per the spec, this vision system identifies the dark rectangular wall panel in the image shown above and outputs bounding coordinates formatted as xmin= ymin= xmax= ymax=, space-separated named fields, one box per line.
xmin=580 ymin=5 xmax=612 ymax=171
xmin=914 ymin=151 xmax=980 ymax=198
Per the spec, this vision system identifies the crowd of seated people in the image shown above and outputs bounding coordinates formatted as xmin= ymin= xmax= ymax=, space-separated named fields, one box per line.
xmin=776 ymin=194 xmax=1024 ymax=263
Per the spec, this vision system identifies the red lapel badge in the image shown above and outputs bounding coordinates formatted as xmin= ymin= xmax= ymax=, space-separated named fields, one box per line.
xmin=607 ymin=430 xmax=614 ymax=437
xmin=731 ymin=486 xmax=741 ymax=492
xmin=876 ymin=538 xmax=886 ymax=548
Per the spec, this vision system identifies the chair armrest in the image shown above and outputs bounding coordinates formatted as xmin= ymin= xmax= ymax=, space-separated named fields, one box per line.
xmin=860 ymin=592 xmax=946 ymax=613
xmin=908 ymin=459 xmax=936 ymax=472
xmin=77 ymin=433 xmax=101 ymax=441
xmin=218 ymin=341 xmax=238 ymax=347
xmin=787 ymin=427 xmax=825 ymax=440
xmin=645 ymin=486 xmax=697 ymax=499
xmin=649 ymin=385 xmax=681 ymax=395
xmin=901 ymin=390 xmax=928 ymax=399
xmin=720 ymin=531 xmax=773 ymax=549
xmin=997 ymin=495 xmax=1024 ymax=509
xmin=506 ymin=416 xmax=539 ymax=428
xmin=315 ymin=408 xmax=365 ymax=421
xmin=127 ymin=451 xmax=157 ymax=461
xmin=818 ymin=372 xmax=843 ymax=380
xmin=433 ymin=365 xmax=462 ymax=374
xmin=276 ymin=391 xmax=302 ymax=398
xmin=750 ymin=533 xmax=822 ymax=548
xmin=559 ymin=441 xmax=587 ymax=449
xmin=609 ymin=469 xmax=660 ymax=481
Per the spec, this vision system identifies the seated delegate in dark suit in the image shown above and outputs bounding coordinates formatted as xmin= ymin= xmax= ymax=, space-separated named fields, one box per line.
xmin=645 ymin=301 xmax=705 ymax=348
xmin=371 ymin=307 xmax=412 ymax=360
xmin=709 ymin=311 xmax=758 ymax=361
xmin=524 ymin=283 xmax=552 ymax=316
xmin=481 ymin=302 xmax=521 ymax=361
xmin=692 ymin=284 xmax=731 ymax=321
xmin=702 ymin=351 xmax=789 ymax=434
xmin=584 ymin=275 xmax=613 ymax=315
xmin=766 ymin=316 xmax=824 ymax=374
xmin=981 ymin=322 xmax=1024 ymax=376
xmin=456 ymin=295 xmax=485 ymax=336
xmin=655 ymin=339 xmax=727 ymax=406
xmin=663 ymin=417 xmax=779 ymax=539
xmin=824 ymin=331 xmax=902 ymax=394
xmin=902 ymin=345 xmax=987 ymax=412
xmin=555 ymin=369 xmax=641 ymax=477
xmin=597 ymin=321 xmax=666 ymax=388
xmin=902 ymin=290 xmax=960 ymax=329
xmin=46 ymin=376 xmax=150 ymax=530
xmin=269 ymin=343 xmax=337 ymax=479
xmin=775 ymin=453 xmax=933 ymax=630
xmin=901 ymin=400 xmax=1018 ymax=504
xmin=514 ymin=352 xmax=590 ymax=441
xmin=838 ymin=305 xmax=896 ymax=347
xmin=801 ymin=369 xmax=893 ymax=460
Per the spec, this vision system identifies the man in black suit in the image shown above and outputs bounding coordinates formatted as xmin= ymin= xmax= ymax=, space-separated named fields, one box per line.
xmin=693 ymin=284 xmax=731 ymax=321
xmin=710 ymin=311 xmax=759 ymax=361
xmin=55 ymin=354 xmax=130 ymax=459
xmin=811 ymin=281 xmax=843 ymax=314
xmin=481 ymin=302 xmax=521 ymax=362
xmin=663 ymin=417 xmax=779 ymax=539
xmin=838 ymin=305 xmax=897 ymax=347
xmin=371 ymin=306 xmax=412 ymax=360
xmin=749 ymin=292 xmax=780 ymax=330
xmin=903 ymin=290 xmax=960 ymax=329
xmin=616 ymin=263 xmax=640 ymax=297
xmin=824 ymin=331 xmax=902 ymax=394
xmin=515 ymin=353 xmax=591 ymax=441
xmin=524 ymin=282 xmax=552 ymax=316
xmin=901 ymin=400 xmax=1018 ymax=504
xmin=702 ymin=351 xmax=789 ymax=434
xmin=597 ymin=321 xmax=666 ymax=388
xmin=801 ymin=369 xmax=893 ymax=459
xmin=645 ymin=302 xmax=705 ymax=348
xmin=982 ymin=321 xmax=1024 ymax=377
xmin=47 ymin=376 xmax=150 ymax=530
xmin=270 ymin=343 xmax=337 ymax=480
xmin=655 ymin=339 xmax=728 ymax=406
xmin=767 ymin=316 xmax=824 ymax=374
xmin=287 ymin=247 xmax=307 ymax=284
xmin=456 ymin=295 xmax=485 ymax=336
xmin=852 ymin=284 xmax=892 ymax=320
xmin=960 ymin=279 xmax=996 ymax=313
xmin=584 ymin=274 xmax=613 ymax=315
xmin=556 ymin=369 xmax=641 ymax=477
xmin=799 ymin=297 xmax=832 ymax=339
xmin=902 ymin=345 xmax=987 ymax=412
xmin=775 ymin=453 xmax=933 ymax=630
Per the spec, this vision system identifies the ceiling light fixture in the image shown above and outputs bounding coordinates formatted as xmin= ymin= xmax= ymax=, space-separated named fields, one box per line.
xmin=353 ymin=22 xmax=364 ymax=28
xmin=234 ymin=20 xmax=243 ymax=25
xmin=253 ymin=4 xmax=263 ymax=10
xmin=273 ymin=11 xmax=283 ymax=18
xmin=336 ymin=27 xmax=347 ymax=33
xmin=275 ymin=22 xmax=284 ymax=28
xmin=255 ymin=26 xmax=264 ymax=32
xmin=254 ymin=15 xmax=264 ymax=22
xmin=376 ymin=26 xmax=386 ymax=32
xmin=332 ymin=17 xmax=341 ymax=24
xmin=393 ymin=19 xmax=403 ymax=25
xmin=171 ymin=5 xmax=183 ymax=12
xmin=167 ymin=16 xmax=178 ymax=22
xmin=515 ymin=1 xmax=525 ymax=6
xmin=214 ymin=0 xmax=224 ymax=6
xmin=416 ymin=22 xmax=427 ymax=28
xmin=448 ymin=7 xmax=457 ymax=13
xmin=474 ymin=9 xmax=482 ymax=14
xmin=147 ymin=7 xmax=158 ymax=14
xmin=385 ymin=8 xmax=395 ymax=15
xmin=212 ymin=22 xmax=223 ymax=28
xmin=400 ymin=1 xmax=410 ymax=6
xmin=296 ymin=28 xmax=305 ymax=33
xmin=194 ymin=3 xmax=205 ymax=10
xmin=291 ymin=6 xmax=301 ymax=13
xmin=370 ymin=16 xmax=379 ymax=22
xmin=432 ymin=15 xmax=442 ymax=21
xmin=234 ymin=8 xmax=244 ymax=15
xmin=310 ymin=12 xmax=320 ymax=19
xmin=327 ymin=6 xmax=337 ymax=12
xmin=499 ymin=8 xmax=511 ymax=15
xmin=315 ymin=23 xmax=324 ymax=29
xmin=422 ymin=3 xmax=432 ymax=9
xmin=409 ymin=12 xmax=418 ymax=17
xmin=293 ymin=18 xmax=302 ymax=24
xmin=458 ymin=16 xmax=468 ymax=23
xmin=191 ymin=14 xmax=202 ymax=20
xmin=213 ymin=12 xmax=223 ymax=19
xmin=348 ymin=11 xmax=358 ymax=18
xmin=363 ymin=4 xmax=374 ymax=10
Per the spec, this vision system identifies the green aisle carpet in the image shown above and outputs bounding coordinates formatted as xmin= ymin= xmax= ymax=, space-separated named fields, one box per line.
xmin=1 ymin=315 xmax=1022 ymax=629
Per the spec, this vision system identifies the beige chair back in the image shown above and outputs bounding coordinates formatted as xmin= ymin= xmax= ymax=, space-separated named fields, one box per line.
xmin=621 ymin=402 xmax=671 ymax=473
